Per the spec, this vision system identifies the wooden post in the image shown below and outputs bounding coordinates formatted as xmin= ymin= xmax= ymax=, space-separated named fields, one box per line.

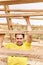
xmin=4 ymin=5 xmax=13 ymax=42
xmin=0 ymin=34 xmax=5 ymax=48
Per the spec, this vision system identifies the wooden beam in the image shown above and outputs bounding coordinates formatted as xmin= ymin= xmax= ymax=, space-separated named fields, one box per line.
xmin=0 ymin=34 xmax=5 ymax=48
xmin=30 ymin=18 xmax=43 ymax=20
xmin=1 ymin=9 xmax=43 ymax=12
xmin=0 ymin=12 xmax=43 ymax=17
xmin=4 ymin=5 xmax=13 ymax=42
xmin=9 ymin=9 xmax=43 ymax=12
xmin=0 ymin=0 xmax=43 ymax=5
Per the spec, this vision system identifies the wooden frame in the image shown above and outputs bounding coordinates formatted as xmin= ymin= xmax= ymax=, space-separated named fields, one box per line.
xmin=0 ymin=0 xmax=43 ymax=5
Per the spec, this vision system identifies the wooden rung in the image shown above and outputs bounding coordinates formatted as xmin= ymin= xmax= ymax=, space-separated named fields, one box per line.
xmin=0 ymin=30 xmax=43 ymax=34
xmin=0 ymin=13 xmax=43 ymax=17
xmin=8 ymin=9 xmax=43 ymax=12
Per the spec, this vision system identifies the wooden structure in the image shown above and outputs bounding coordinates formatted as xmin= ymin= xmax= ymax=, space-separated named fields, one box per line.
xmin=0 ymin=0 xmax=43 ymax=5
xmin=0 ymin=0 xmax=43 ymax=65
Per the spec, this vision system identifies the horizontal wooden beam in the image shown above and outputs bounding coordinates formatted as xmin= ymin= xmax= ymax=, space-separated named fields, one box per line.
xmin=0 ymin=30 xmax=43 ymax=34
xmin=0 ymin=0 xmax=15 ymax=5
xmin=0 ymin=0 xmax=43 ymax=5
xmin=30 ymin=18 xmax=43 ymax=20
xmin=0 ymin=12 xmax=43 ymax=17
xmin=9 ymin=9 xmax=43 ymax=12
xmin=1 ymin=9 xmax=43 ymax=13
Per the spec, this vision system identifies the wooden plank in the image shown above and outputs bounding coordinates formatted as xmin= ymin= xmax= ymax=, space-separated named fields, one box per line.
xmin=0 ymin=12 xmax=43 ymax=17
xmin=0 ymin=0 xmax=43 ymax=5
xmin=9 ymin=9 xmax=43 ymax=12
xmin=0 ymin=34 xmax=5 ymax=48
xmin=4 ymin=5 xmax=13 ymax=42
xmin=30 ymin=18 xmax=43 ymax=20
xmin=1 ymin=9 xmax=43 ymax=12
xmin=6 ymin=16 xmax=43 ymax=20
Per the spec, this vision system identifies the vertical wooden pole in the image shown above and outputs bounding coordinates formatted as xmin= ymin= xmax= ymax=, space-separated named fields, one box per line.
xmin=4 ymin=5 xmax=13 ymax=42
xmin=0 ymin=34 xmax=5 ymax=48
